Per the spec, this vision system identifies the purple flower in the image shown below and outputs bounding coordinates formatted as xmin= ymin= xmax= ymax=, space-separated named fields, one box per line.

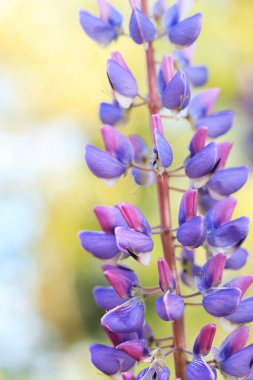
xmin=107 ymin=51 xmax=139 ymax=108
xmin=202 ymin=287 xmax=241 ymax=317
xmin=89 ymin=344 xmax=135 ymax=376
xmin=155 ymin=291 xmax=184 ymax=321
xmin=116 ymin=339 xmax=150 ymax=361
xmin=151 ymin=114 xmax=173 ymax=171
xmin=101 ymin=297 xmax=145 ymax=333
xmin=79 ymin=205 xmax=127 ymax=259
xmin=137 ymin=364 xmax=170 ymax=379
xmin=186 ymin=357 xmax=216 ymax=380
xmin=225 ymin=297 xmax=253 ymax=324
xmin=195 ymin=253 xmax=227 ymax=292
xmin=157 ymin=258 xmax=176 ymax=292
xmin=93 ymin=286 xmax=126 ymax=310
xmin=220 ymin=344 xmax=253 ymax=378
xmin=225 ymin=247 xmax=248 ymax=270
xmin=79 ymin=1 xmax=123 ymax=46
xmin=177 ymin=215 xmax=206 ymax=248
xmin=102 ymin=264 xmax=139 ymax=298
xmin=193 ymin=323 xmax=216 ymax=357
xmin=129 ymin=3 xmax=156 ymax=44
xmin=178 ymin=189 xmax=198 ymax=225
xmin=161 ymin=70 xmax=191 ymax=111
xmin=163 ymin=4 xmax=202 ymax=46
xmin=99 ymin=100 xmax=124 ymax=126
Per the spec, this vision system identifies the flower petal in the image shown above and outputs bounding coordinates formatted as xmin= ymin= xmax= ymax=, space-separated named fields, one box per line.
xmin=162 ymin=70 xmax=191 ymax=110
xmin=99 ymin=101 xmax=124 ymax=126
xmin=154 ymin=129 xmax=173 ymax=168
xmin=196 ymin=110 xmax=234 ymax=138
xmin=155 ymin=292 xmax=184 ymax=321
xmin=225 ymin=248 xmax=248 ymax=270
xmin=117 ymin=339 xmax=150 ymax=361
xmin=93 ymin=286 xmax=126 ymax=310
xmin=185 ymin=65 xmax=208 ymax=87
xmin=220 ymin=344 xmax=253 ymax=377
xmin=185 ymin=142 xmax=218 ymax=179
xmin=177 ymin=215 xmax=206 ymax=248
xmin=102 ymin=264 xmax=139 ymax=298
xmin=186 ymin=357 xmax=216 ymax=380
xmin=129 ymin=135 xmax=150 ymax=164
xmin=215 ymin=325 xmax=249 ymax=362
xmin=202 ymin=288 xmax=241 ymax=317
xmin=169 ymin=13 xmax=203 ymax=46
xmin=225 ymin=275 xmax=253 ymax=298
xmin=94 ymin=205 xmax=127 ymax=233
xmin=107 ymin=57 xmax=138 ymax=99
xmin=196 ymin=253 xmax=227 ymax=292
xmin=158 ymin=258 xmax=176 ymax=292
xmin=193 ymin=323 xmax=216 ymax=356
xmin=116 ymin=203 xmax=151 ymax=234
xmin=178 ymin=189 xmax=198 ymax=225
xmin=79 ymin=231 xmax=119 ymax=259
xmin=115 ymin=226 xmax=154 ymax=256
xmin=89 ymin=344 xmax=135 ymax=375
xmin=205 ymin=197 xmax=237 ymax=231
xmin=225 ymin=297 xmax=253 ymax=324
xmin=129 ymin=8 xmax=156 ymax=44
xmin=85 ymin=144 xmax=126 ymax=179
xmin=189 ymin=88 xmax=220 ymax=120
xmin=189 ymin=126 xmax=208 ymax=156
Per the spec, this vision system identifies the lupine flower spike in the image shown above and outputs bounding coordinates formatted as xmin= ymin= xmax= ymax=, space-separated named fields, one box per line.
xmin=78 ymin=1 xmax=252 ymax=379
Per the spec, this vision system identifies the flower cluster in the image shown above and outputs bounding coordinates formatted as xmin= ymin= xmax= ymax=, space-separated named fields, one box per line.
xmin=78 ymin=1 xmax=252 ymax=379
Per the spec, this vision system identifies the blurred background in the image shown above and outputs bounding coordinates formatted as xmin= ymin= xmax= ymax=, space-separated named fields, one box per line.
xmin=1 ymin=0 xmax=253 ymax=379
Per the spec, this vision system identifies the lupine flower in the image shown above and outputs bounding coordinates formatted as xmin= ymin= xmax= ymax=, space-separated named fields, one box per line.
xmin=180 ymin=248 xmax=201 ymax=288
xmin=99 ymin=100 xmax=124 ymax=125
xmin=79 ymin=205 xmax=127 ymax=259
xmin=193 ymin=324 xmax=216 ymax=357
xmin=188 ymin=88 xmax=234 ymax=137
xmin=89 ymin=344 xmax=135 ymax=376
xmin=225 ymin=296 xmax=253 ymax=324
xmin=129 ymin=135 xmax=156 ymax=186
xmin=158 ymin=258 xmax=176 ymax=292
xmin=129 ymin=1 xmax=156 ymax=44
xmin=213 ymin=327 xmax=253 ymax=378
xmin=202 ymin=287 xmax=241 ymax=317
xmin=115 ymin=202 xmax=154 ymax=265
xmin=195 ymin=253 xmax=227 ymax=292
xmin=102 ymin=264 xmax=139 ymax=298
xmin=116 ymin=339 xmax=150 ymax=361
xmin=225 ymin=247 xmax=249 ymax=270
xmin=136 ymin=364 xmax=170 ymax=379
xmin=159 ymin=56 xmax=191 ymax=111
xmin=174 ymin=45 xmax=208 ymax=87
xmin=93 ymin=286 xmax=126 ymax=310
xmin=163 ymin=3 xmax=203 ymax=46
xmin=107 ymin=51 xmax=139 ymax=108
xmin=101 ymin=297 xmax=145 ymax=334
xmin=151 ymin=114 xmax=173 ymax=172
xmin=79 ymin=1 xmax=123 ymax=46
xmin=177 ymin=189 xmax=206 ymax=248
xmin=186 ymin=357 xmax=217 ymax=380
xmin=155 ymin=291 xmax=184 ymax=321
xmin=85 ymin=125 xmax=134 ymax=181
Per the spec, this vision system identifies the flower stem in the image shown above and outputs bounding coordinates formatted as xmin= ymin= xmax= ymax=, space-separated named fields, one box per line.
xmin=141 ymin=1 xmax=187 ymax=378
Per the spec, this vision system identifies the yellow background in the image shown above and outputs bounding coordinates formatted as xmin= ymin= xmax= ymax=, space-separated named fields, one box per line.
xmin=1 ymin=0 xmax=253 ymax=379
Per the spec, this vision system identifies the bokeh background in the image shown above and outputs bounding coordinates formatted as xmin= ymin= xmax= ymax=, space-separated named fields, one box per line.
xmin=1 ymin=0 xmax=253 ymax=379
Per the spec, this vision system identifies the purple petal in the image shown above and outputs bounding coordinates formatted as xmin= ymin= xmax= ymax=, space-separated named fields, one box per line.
xmin=202 ymin=287 xmax=241 ymax=317
xmin=93 ymin=286 xmax=126 ymax=310
xmin=225 ymin=275 xmax=253 ymax=298
xmin=189 ymin=126 xmax=208 ymax=156
xmin=226 ymin=297 xmax=253 ymax=324
xmin=162 ymin=4 xmax=180 ymax=30
xmin=101 ymin=298 xmax=145 ymax=333
xmin=220 ymin=344 xmax=253 ymax=377
xmin=115 ymin=226 xmax=154 ymax=256
xmin=185 ymin=65 xmax=208 ymax=87
xmin=78 ymin=231 xmax=119 ymax=259
xmin=155 ymin=292 xmax=184 ymax=321
xmin=215 ymin=326 xmax=249 ymax=362
xmin=217 ymin=141 xmax=233 ymax=169
xmin=199 ymin=188 xmax=218 ymax=213
xmin=79 ymin=10 xmax=117 ymax=46
xmin=129 ymin=135 xmax=150 ymax=164
xmin=116 ymin=202 xmax=151 ymax=235
xmin=207 ymin=167 xmax=249 ymax=199
xmin=185 ymin=142 xmax=218 ymax=179
xmin=154 ymin=129 xmax=173 ymax=168
xmin=131 ymin=168 xmax=156 ymax=187
xmin=85 ymin=144 xmax=126 ymax=179
xmin=94 ymin=205 xmax=127 ymax=233
xmin=178 ymin=189 xmax=198 ymax=225
xmin=158 ymin=258 xmax=176 ymax=292
xmin=99 ymin=101 xmax=123 ymax=126
xmin=205 ymin=197 xmax=237 ymax=231
xmin=225 ymin=248 xmax=248 ymax=270
xmin=153 ymin=0 xmax=167 ymax=20
xmin=169 ymin=13 xmax=203 ymax=46
xmin=207 ymin=217 xmax=250 ymax=249
xmin=189 ymin=88 xmax=220 ymax=120
xmin=177 ymin=215 xmax=206 ymax=248
xmin=196 ymin=253 xmax=227 ymax=292
xmin=90 ymin=344 xmax=135 ymax=375
xmin=102 ymin=264 xmax=139 ymax=298
xmin=193 ymin=323 xmax=216 ymax=356
xmin=196 ymin=110 xmax=234 ymax=138
xmin=98 ymin=1 xmax=123 ymax=26
xmin=101 ymin=125 xmax=133 ymax=165
xmin=122 ymin=373 xmax=136 ymax=380
xmin=107 ymin=58 xmax=138 ymax=98
xmin=129 ymin=8 xmax=156 ymax=44
xmin=102 ymin=324 xmax=140 ymax=347
xmin=186 ymin=357 xmax=216 ymax=380
xmin=117 ymin=339 xmax=150 ymax=361
xmin=162 ymin=70 xmax=191 ymax=110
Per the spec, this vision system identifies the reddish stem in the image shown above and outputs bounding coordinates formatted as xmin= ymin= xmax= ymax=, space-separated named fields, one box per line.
xmin=141 ymin=1 xmax=187 ymax=379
